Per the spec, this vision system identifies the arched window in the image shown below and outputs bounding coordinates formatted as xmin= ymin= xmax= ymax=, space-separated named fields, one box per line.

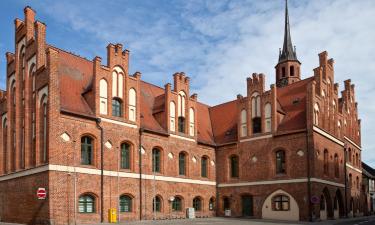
xmin=251 ymin=92 xmax=261 ymax=133
xmin=349 ymin=173 xmax=352 ymax=187
xmin=121 ymin=143 xmax=131 ymax=169
xmin=230 ymin=155 xmax=239 ymax=178
xmin=3 ymin=119 xmax=7 ymax=173
xmin=119 ymin=195 xmax=132 ymax=212
xmin=152 ymin=148 xmax=161 ymax=173
xmin=169 ymin=101 xmax=176 ymax=132
xmin=172 ymin=196 xmax=182 ymax=211
xmin=209 ymin=197 xmax=215 ymax=211
xmin=153 ymin=196 xmax=162 ymax=212
xmin=81 ymin=136 xmax=93 ymax=165
xmin=314 ymin=103 xmax=320 ymax=126
xmin=264 ymin=103 xmax=272 ymax=132
xmin=40 ymin=96 xmax=48 ymax=164
xmin=193 ymin=197 xmax=202 ymax=211
xmin=324 ymin=149 xmax=329 ymax=175
xmin=112 ymin=66 xmax=124 ymax=98
xmin=189 ymin=108 xmax=195 ymax=136
xmin=178 ymin=91 xmax=186 ymax=133
xmin=282 ymin=67 xmax=286 ymax=77
xmin=112 ymin=98 xmax=122 ymax=117
xmin=348 ymin=148 xmax=352 ymax=163
xmin=290 ymin=66 xmax=295 ymax=76
xmin=276 ymin=150 xmax=286 ymax=174
xmin=79 ymin=194 xmax=95 ymax=213
xmin=334 ymin=154 xmax=339 ymax=178
xmin=178 ymin=152 xmax=186 ymax=176
xmin=223 ymin=197 xmax=230 ymax=210
xmin=240 ymin=109 xmax=247 ymax=137
xmin=272 ymin=195 xmax=290 ymax=211
xmin=99 ymin=79 xmax=108 ymax=115
xmin=201 ymin=156 xmax=208 ymax=178
xmin=129 ymin=88 xmax=136 ymax=121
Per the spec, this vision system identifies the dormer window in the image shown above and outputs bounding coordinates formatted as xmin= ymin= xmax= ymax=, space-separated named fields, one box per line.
xmin=264 ymin=103 xmax=272 ymax=132
xmin=169 ymin=101 xmax=176 ymax=132
xmin=99 ymin=79 xmax=108 ymax=115
xmin=128 ymin=88 xmax=136 ymax=121
xmin=112 ymin=98 xmax=122 ymax=117
xmin=189 ymin=108 xmax=195 ymax=136
xmin=240 ymin=109 xmax=247 ymax=137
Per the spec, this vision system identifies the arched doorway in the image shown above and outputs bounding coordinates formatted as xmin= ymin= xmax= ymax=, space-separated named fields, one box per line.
xmin=334 ymin=189 xmax=344 ymax=219
xmin=320 ymin=187 xmax=333 ymax=220
xmin=241 ymin=195 xmax=253 ymax=217
xmin=261 ymin=189 xmax=300 ymax=221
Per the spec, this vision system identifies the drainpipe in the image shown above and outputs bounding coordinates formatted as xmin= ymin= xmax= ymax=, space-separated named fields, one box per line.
xmin=96 ymin=118 xmax=104 ymax=223
xmin=139 ymin=128 xmax=143 ymax=220
xmin=306 ymin=131 xmax=312 ymax=221
xmin=344 ymin=144 xmax=348 ymax=217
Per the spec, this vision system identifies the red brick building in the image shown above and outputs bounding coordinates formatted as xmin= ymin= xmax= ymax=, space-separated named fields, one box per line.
xmin=0 ymin=2 xmax=365 ymax=225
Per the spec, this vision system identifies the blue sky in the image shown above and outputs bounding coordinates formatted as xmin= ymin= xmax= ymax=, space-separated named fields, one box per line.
xmin=1 ymin=0 xmax=375 ymax=166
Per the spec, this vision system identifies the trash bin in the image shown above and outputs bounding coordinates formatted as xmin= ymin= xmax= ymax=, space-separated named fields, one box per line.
xmin=108 ymin=208 xmax=117 ymax=223
xmin=224 ymin=209 xmax=231 ymax=217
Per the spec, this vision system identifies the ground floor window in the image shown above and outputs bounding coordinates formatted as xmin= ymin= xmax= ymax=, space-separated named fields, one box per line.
xmin=172 ymin=197 xmax=182 ymax=211
xmin=209 ymin=197 xmax=215 ymax=211
xmin=119 ymin=195 xmax=132 ymax=212
xmin=79 ymin=195 xmax=95 ymax=213
xmin=153 ymin=196 xmax=161 ymax=212
xmin=193 ymin=197 xmax=202 ymax=211
xmin=272 ymin=195 xmax=289 ymax=211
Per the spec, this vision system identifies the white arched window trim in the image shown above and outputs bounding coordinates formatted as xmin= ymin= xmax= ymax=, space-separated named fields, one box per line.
xmin=264 ymin=103 xmax=272 ymax=132
xmin=170 ymin=101 xmax=176 ymax=132
xmin=99 ymin=79 xmax=108 ymax=115
xmin=129 ymin=88 xmax=136 ymax=121
xmin=240 ymin=109 xmax=247 ymax=137
xmin=251 ymin=92 xmax=260 ymax=118
xmin=112 ymin=66 xmax=125 ymax=99
xmin=178 ymin=91 xmax=186 ymax=117
xmin=189 ymin=108 xmax=195 ymax=136
xmin=314 ymin=103 xmax=320 ymax=126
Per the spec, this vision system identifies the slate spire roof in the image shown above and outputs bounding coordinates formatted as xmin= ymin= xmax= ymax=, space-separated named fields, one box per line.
xmin=278 ymin=0 xmax=299 ymax=63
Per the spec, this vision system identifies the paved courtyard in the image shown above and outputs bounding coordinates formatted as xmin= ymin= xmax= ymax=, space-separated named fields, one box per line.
xmin=2 ymin=216 xmax=375 ymax=225
xmin=96 ymin=216 xmax=375 ymax=225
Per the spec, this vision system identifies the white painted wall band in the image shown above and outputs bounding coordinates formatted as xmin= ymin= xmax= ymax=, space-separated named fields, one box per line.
xmin=313 ymin=126 xmax=344 ymax=146
xmin=0 ymin=164 xmax=215 ymax=186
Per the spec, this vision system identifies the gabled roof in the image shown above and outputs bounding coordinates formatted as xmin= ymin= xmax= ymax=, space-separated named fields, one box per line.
xmin=362 ymin=162 xmax=375 ymax=178
xmin=276 ymin=77 xmax=313 ymax=132
xmin=53 ymin=44 xmax=312 ymax=147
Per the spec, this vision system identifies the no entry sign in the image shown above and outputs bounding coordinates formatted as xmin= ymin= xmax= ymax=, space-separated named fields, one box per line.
xmin=37 ymin=188 xmax=47 ymax=200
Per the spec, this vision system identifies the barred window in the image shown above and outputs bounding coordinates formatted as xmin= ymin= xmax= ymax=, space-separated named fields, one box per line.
xmin=79 ymin=195 xmax=95 ymax=213
xmin=81 ymin=136 xmax=93 ymax=165
xmin=272 ymin=195 xmax=289 ymax=211
xmin=172 ymin=197 xmax=182 ymax=211
xmin=193 ymin=197 xmax=202 ymax=211
xmin=119 ymin=195 xmax=132 ymax=212
xmin=121 ymin=143 xmax=131 ymax=169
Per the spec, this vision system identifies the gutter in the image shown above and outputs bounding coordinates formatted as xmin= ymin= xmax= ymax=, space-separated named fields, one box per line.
xmin=96 ymin=118 xmax=104 ymax=223
xmin=139 ymin=128 xmax=143 ymax=220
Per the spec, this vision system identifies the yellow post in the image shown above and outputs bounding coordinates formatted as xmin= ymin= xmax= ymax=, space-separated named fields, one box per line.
xmin=108 ymin=208 xmax=117 ymax=223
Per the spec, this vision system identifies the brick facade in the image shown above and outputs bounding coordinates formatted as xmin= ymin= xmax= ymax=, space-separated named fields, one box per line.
xmin=0 ymin=5 xmax=367 ymax=225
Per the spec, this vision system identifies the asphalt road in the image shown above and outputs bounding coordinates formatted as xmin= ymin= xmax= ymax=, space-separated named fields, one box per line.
xmin=333 ymin=217 xmax=375 ymax=225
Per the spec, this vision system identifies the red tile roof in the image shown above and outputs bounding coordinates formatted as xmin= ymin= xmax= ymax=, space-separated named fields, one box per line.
xmin=53 ymin=45 xmax=312 ymax=146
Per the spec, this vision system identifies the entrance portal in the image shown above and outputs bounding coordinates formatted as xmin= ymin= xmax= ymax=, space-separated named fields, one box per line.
xmin=242 ymin=195 xmax=253 ymax=217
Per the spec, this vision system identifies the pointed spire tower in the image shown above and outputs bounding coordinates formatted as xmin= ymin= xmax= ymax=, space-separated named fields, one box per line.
xmin=275 ymin=0 xmax=301 ymax=87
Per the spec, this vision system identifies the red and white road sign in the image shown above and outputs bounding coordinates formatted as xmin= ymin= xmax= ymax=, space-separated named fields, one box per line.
xmin=37 ymin=188 xmax=47 ymax=200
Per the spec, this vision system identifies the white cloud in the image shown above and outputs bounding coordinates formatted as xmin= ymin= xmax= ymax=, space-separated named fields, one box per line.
xmin=34 ymin=0 xmax=375 ymax=165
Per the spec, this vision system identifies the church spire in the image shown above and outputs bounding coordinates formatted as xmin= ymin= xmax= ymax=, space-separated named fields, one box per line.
xmin=275 ymin=0 xmax=301 ymax=88
xmin=278 ymin=0 xmax=298 ymax=63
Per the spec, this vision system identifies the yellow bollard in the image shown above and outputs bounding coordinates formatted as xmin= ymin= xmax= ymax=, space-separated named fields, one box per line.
xmin=108 ymin=208 xmax=117 ymax=223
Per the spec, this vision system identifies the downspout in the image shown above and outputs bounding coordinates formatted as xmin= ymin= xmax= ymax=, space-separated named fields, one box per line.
xmin=306 ymin=131 xmax=312 ymax=221
xmin=96 ymin=118 xmax=104 ymax=223
xmin=139 ymin=128 xmax=143 ymax=220
xmin=344 ymin=144 xmax=348 ymax=217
